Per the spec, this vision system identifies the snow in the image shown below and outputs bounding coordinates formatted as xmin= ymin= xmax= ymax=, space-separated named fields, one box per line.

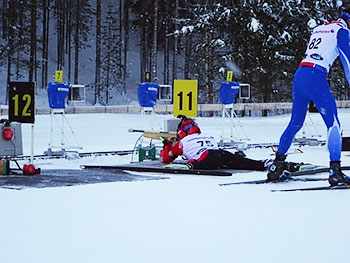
xmin=281 ymin=31 xmax=292 ymax=42
xmin=274 ymin=51 xmax=294 ymax=61
xmin=249 ymin=18 xmax=261 ymax=32
xmin=180 ymin=25 xmax=195 ymax=34
xmin=213 ymin=39 xmax=225 ymax=47
xmin=308 ymin=19 xmax=318 ymax=29
xmin=1 ymin=110 xmax=350 ymax=263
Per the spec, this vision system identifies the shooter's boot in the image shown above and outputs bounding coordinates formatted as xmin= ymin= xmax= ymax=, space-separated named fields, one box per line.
xmin=267 ymin=152 xmax=287 ymax=181
xmin=263 ymin=159 xmax=274 ymax=170
xmin=328 ymin=161 xmax=350 ymax=186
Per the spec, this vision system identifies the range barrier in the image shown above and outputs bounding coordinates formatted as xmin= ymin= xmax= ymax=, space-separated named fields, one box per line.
xmin=1 ymin=101 xmax=350 ymax=116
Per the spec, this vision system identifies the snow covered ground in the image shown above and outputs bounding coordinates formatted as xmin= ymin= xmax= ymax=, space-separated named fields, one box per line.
xmin=1 ymin=110 xmax=350 ymax=263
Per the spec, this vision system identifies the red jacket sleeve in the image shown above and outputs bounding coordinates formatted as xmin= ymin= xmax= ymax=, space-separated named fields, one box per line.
xmin=161 ymin=141 xmax=183 ymax=164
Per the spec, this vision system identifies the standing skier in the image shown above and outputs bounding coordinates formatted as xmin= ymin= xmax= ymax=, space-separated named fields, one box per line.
xmin=267 ymin=7 xmax=350 ymax=186
xmin=161 ymin=116 xmax=300 ymax=172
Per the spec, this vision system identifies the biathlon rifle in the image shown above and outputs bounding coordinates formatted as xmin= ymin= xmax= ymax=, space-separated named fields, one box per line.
xmin=128 ymin=129 xmax=177 ymax=141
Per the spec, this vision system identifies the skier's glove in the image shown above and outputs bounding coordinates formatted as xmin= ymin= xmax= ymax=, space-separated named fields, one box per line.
xmin=160 ymin=136 xmax=171 ymax=146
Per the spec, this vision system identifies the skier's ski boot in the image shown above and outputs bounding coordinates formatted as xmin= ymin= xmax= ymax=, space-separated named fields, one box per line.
xmin=186 ymin=163 xmax=194 ymax=170
xmin=263 ymin=159 xmax=274 ymax=170
xmin=328 ymin=161 xmax=350 ymax=186
xmin=267 ymin=152 xmax=288 ymax=181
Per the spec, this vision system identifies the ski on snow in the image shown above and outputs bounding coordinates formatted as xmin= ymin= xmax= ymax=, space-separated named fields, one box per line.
xmin=82 ymin=164 xmax=233 ymax=176
xmin=271 ymin=184 xmax=350 ymax=192
xmin=288 ymin=165 xmax=350 ymax=176
xmin=267 ymin=166 xmax=350 ymax=191
xmin=219 ymin=177 xmax=327 ymax=186
xmin=219 ymin=164 xmax=328 ymax=186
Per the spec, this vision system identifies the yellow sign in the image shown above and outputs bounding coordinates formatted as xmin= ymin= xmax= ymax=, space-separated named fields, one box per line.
xmin=173 ymin=80 xmax=198 ymax=118
xmin=226 ymin=71 xmax=233 ymax=82
xmin=55 ymin=70 xmax=63 ymax=83
xmin=145 ymin=72 xmax=151 ymax=82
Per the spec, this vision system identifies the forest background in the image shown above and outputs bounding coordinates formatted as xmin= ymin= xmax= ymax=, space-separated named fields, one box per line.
xmin=1 ymin=0 xmax=350 ymax=107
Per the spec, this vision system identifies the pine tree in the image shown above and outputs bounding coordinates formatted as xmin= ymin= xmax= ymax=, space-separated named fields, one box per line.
xmin=100 ymin=5 xmax=124 ymax=103
xmin=130 ymin=0 xmax=178 ymax=83
xmin=151 ymin=0 xmax=158 ymax=83
xmin=95 ymin=0 xmax=102 ymax=104
xmin=1 ymin=0 xmax=32 ymax=103
xmin=40 ymin=0 xmax=50 ymax=89
xmin=29 ymin=0 xmax=38 ymax=83
xmin=71 ymin=0 xmax=94 ymax=84
xmin=123 ymin=0 xmax=130 ymax=93
xmin=174 ymin=2 xmax=233 ymax=103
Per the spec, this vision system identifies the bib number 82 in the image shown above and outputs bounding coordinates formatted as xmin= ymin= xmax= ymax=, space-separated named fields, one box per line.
xmin=308 ymin=38 xmax=321 ymax=49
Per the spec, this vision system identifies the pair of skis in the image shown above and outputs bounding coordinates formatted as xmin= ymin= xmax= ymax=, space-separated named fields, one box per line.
xmin=221 ymin=166 xmax=350 ymax=192
xmin=82 ymin=164 xmax=233 ymax=176
xmin=82 ymin=163 xmax=350 ymax=191
xmin=82 ymin=163 xmax=322 ymax=177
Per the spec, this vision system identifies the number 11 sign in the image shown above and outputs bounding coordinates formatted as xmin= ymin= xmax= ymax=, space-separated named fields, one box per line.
xmin=173 ymin=80 xmax=198 ymax=118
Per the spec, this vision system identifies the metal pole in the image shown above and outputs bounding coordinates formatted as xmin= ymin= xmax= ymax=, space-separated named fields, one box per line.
xmin=49 ymin=110 xmax=53 ymax=149
xmin=61 ymin=112 xmax=65 ymax=149
xmin=30 ymin=124 xmax=34 ymax=164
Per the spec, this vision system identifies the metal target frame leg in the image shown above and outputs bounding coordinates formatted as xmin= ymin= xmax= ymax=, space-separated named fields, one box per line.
xmin=302 ymin=113 xmax=322 ymax=138
xmin=47 ymin=109 xmax=82 ymax=154
xmin=140 ymin=107 xmax=163 ymax=132
xmin=221 ymin=104 xmax=250 ymax=143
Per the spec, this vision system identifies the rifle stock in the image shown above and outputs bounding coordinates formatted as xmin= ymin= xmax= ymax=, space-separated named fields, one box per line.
xmin=143 ymin=132 xmax=177 ymax=140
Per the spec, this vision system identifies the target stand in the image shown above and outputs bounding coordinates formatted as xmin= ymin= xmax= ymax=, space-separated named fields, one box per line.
xmin=138 ymin=82 xmax=162 ymax=131
xmin=45 ymin=82 xmax=82 ymax=158
xmin=219 ymin=82 xmax=250 ymax=147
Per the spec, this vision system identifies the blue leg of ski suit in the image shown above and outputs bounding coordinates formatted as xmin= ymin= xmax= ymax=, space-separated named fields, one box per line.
xmin=277 ymin=66 xmax=342 ymax=162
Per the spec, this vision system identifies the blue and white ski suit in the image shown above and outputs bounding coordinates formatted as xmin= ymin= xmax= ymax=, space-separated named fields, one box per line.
xmin=277 ymin=18 xmax=350 ymax=162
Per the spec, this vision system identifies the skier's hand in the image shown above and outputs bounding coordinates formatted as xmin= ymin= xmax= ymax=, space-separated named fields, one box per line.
xmin=160 ymin=136 xmax=171 ymax=146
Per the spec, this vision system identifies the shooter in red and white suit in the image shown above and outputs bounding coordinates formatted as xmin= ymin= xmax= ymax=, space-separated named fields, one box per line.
xmin=161 ymin=117 xmax=298 ymax=171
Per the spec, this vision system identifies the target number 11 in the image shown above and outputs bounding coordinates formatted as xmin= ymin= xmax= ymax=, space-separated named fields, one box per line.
xmin=173 ymin=80 xmax=198 ymax=118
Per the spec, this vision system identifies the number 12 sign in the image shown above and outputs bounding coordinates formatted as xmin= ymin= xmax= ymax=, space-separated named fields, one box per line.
xmin=173 ymin=80 xmax=198 ymax=118
xmin=8 ymin=82 xmax=35 ymax=124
